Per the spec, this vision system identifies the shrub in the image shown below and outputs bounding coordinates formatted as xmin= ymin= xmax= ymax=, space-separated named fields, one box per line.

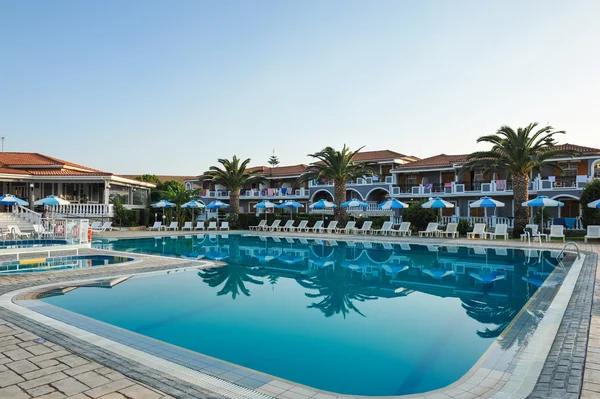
xmin=402 ymin=201 xmax=437 ymax=232
xmin=581 ymin=180 xmax=600 ymax=227
xmin=457 ymin=218 xmax=472 ymax=236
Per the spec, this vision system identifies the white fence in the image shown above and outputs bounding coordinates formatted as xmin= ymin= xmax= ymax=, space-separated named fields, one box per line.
xmin=50 ymin=204 xmax=114 ymax=218
xmin=2 ymin=218 xmax=90 ymax=246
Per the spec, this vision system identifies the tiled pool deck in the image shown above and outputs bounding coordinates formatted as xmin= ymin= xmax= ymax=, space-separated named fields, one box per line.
xmin=0 ymin=230 xmax=598 ymax=399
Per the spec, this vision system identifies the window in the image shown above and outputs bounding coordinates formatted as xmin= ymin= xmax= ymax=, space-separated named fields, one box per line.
xmin=474 ymin=169 xmax=484 ymax=182
xmin=562 ymin=162 xmax=578 ymax=176
xmin=407 ymin=174 xmax=417 ymax=185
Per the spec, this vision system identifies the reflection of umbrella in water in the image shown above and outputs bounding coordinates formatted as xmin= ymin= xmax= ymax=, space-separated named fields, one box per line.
xmin=277 ymin=253 xmax=304 ymax=265
xmin=313 ymin=259 xmax=335 ymax=268
xmin=340 ymin=260 xmax=364 ymax=271
xmin=382 ymin=264 xmax=410 ymax=276
xmin=254 ymin=253 xmax=276 ymax=262
xmin=522 ymin=274 xmax=562 ymax=287
xmin=422 ymin=268 xmax=455 ymax=279
xmin=204 ymin=251 xmax=229 ymax=261
xmin=469 ymin=270 xmax=506 ymax=283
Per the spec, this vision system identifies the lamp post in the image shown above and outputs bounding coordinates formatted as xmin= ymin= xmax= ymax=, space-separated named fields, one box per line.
xmin=29 ymin=183 xmax=35 ymax=211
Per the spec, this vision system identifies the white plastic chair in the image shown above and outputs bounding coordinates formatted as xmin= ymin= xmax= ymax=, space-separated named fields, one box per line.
xmin=419 ymin=223 xmax=438 ymax=237
xmin=355 ymin=221 xmax=373 ymax=234
xmin=337 ymin=221 xmax=356 ymax=234
xmin=374 ymin=221 xmax=393 ymax=235
xmin=292 ymin=220 xmax=309 ymax=232
xmin=394 ymin=222 xmax=412 ymax=237
xmin=149 ymin=222 xmax=163 ymax=231
xmin=182 ymin=222 xmax=193 ymax=231
xmin=165 ymin=222 xmax=178 ymax=231
xmin=220 ymin=221 xmax=229 ymax=231
xmin=278 ymin=220 xmax=295 ymax=232
xmin=268 ymin=220 xmax=281 ymax=231
xmin=308 ymin=220 xmax=324 ymax=233
xmin=441 ymin=223 xmax=458 ymax=238
xmin=467 ymin=223 xmax=486 ymax=239
xmin=324 ymin=221 xmax=338 ymax=233
xmin=585 ymin=226 xmax=600 ymax=243
xmin=194 ymin=221 xmax=205 ymax=231
xmin=487 ymin=224 xmax=508 ymax=240
xmin=548 ymin=225 xmax=565 ymax=242
xmin=207 ymin=222 xmax=218 ymax=231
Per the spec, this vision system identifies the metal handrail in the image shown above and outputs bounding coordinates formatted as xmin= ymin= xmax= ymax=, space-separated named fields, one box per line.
xmin=557 ymin=241 xmax=581 ymax=260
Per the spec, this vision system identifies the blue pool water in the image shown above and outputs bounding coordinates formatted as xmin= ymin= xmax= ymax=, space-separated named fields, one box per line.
xmin=0 ymin=255 xmax=133 ymax=274
xmin=42 ymin=234 xmax=564 ymax=395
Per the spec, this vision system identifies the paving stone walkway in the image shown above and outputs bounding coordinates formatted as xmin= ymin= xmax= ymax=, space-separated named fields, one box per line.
xmin=0 ymin=319 xmax=170 ymax=399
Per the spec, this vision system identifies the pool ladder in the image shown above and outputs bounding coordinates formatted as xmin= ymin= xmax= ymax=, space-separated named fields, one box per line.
xmin=557 ymin=241 xmax=581 ymax=260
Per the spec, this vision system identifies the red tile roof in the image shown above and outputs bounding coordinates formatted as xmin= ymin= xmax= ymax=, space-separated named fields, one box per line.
xmin=0 ymin=152 xmax=111 ymax=176
xmin=0 ymin=167 xmax=29 ymax=175
xmin=353 ymin=150 xmax=415 ymax=162
xmin=120 ymin=175 xmax=197 ymax=184
xmin=394 ymin=154 xmax=469 ymax=170
xmin=553 ymin=143 xmax=600 ymax=154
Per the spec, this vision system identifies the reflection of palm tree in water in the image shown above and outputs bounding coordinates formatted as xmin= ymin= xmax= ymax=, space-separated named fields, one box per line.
xmin=297 ymin=248 xmax=377 ymax=318
xmin=460 ymin=263 xmax=538 ymax=347
xmin=268 ymin=274 xmax=279 ymax=290
xmin=197 ymin=235 xmax=266 ymax=299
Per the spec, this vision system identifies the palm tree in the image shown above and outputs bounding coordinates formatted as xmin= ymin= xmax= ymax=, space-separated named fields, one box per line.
xmin=298 ymin=145 xmax=374 ymax=224
xmin=158 ymin=185 xmax=199 ymax=226
xmin=463 ymin=123 xmax=578 ymax=237
xmin=201 ymin=156 xmax=265 ymax=216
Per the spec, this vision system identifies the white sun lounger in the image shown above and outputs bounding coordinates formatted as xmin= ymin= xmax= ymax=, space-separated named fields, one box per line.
xmin=585 ymin=225 xmax=600 ymax=243
xmin=441 ymin=223 xmax=458 ymax=238
xmin=100 ymin=222 xmax=113 ymax=232
xmin=373 ymin=221 xmax=393 ymax=235
xmin=220 ymin=222 xmax=229 ymax=231
xmin=33 ymin=224 xmax=53 ymax=238
xmin=521 ymin=224 xmax=543 ymax=244
xmin=165 ymin=222 xmax=178 ymax=231
xmin=392 ymin=222 xmax=411 ymax=237
xmin=89 ymin=221 xmax=101 ymax=231
xmin=548 ymin=225 xmax=565 ymax=242
xmin=194 ymin=221 xmax=205 ymax=231
xmin=419 ymin=223 xmax=439 ymax=237
xmin=337 ymin=221 xmax=356 ymax=234
xmin=149 ymin=222 xmax=163 ymax=231
xmin=324 ymin=221 xmax=338 ymax=233
xmin=487 ymin=224 xmax=508 ymax=240
xmin=207 ymin=222 xmax=218 ymax=231
xmin=7 ymin=225 xmax=31 ymax=239
xmin=291 ymin=220 xmax=309 ymax=232
xmin=467 ymin=223 xmax=486 ymax=239
xmin=267 ymin=220 xmax=281 ymax=231
xmin=308 ymin=220 xmax=324 ymax=233
xmin=354 ymin=221 xmax=373 ymax=234
xmin=250 ymin=220 xmax=267 ymax=231
xmin=182 ymin=222 xmax=193 ymax=231
xmin=278 ymin=220 xmax=295 ymax=232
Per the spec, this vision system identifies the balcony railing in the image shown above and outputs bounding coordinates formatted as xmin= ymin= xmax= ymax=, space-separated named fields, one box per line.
xmin=50 ymin=204 xmax=114 ymax=218
xmin=240 ymin=188 xmax=310 ymax=198
xmin=309 ymin=176 xmax=394 ymax=187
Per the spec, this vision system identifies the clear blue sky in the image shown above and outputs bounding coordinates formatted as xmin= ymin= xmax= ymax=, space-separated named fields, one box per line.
xmin=1 ymin=1 xmax=599 ymax=175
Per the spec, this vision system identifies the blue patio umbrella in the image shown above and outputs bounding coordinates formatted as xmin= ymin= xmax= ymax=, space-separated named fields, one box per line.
xmin=587 ymin=199 xmax=600 ymax=208
xmin=421 ymin=197 xmax=454 ymax=222
xmin=182 ymin=200 xmax=205 ymax=223
xmin=34 ymin=195 xmax=70 ymax=206
xmin=310 ymin=199 xmax=336 ymax=209
xmin=151 ymin=200 xmax=176 ymax=208
xmin=378 ymin=199 xmax=409 ymax=210
xmin=341 ymin=199 xmax=368 ymax=208
xmin=469 ymin=197 xmax=505 ymax=220
xmin=206 ymin=200 xmax=230 ymax=210
xmin=0 ymin=194 xmax=29 ymax=206
xmin=152 ymin=200 xmax=176 ymax=224
xmin=522 ymin=196 xmax=564 ymax=230
xmin=278 ymin=200 xmax=304 ymax=219
xmin=310 ymin=199 xmax=336 ymax=221
xmin=206 ymin=200 xmax=230 ymax=221
xmin=254 ymin=200 xmax=276 ymax=220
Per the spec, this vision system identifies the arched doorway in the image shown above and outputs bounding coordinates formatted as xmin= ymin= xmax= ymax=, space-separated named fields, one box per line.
xmin=551 ymin=195 xmax=581 ymax=218
xmin=311 ymin=190 xmax=334 ymax=202
xmin=345 ymin=189 xmax=363 ymax=201
xmin=365 ymin=188 xmax=389 ymax=203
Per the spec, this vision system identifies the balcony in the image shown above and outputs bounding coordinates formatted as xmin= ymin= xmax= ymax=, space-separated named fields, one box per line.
xmin=240 ymin=188 xmax=310 ymax=199
xmin=201 ymin=188 xmax=310 ymax=200
xmin=308 ymin=176 xmax=394 ymax=187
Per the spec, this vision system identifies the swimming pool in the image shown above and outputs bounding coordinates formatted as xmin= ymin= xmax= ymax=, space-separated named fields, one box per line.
xmin=44 ymin=234 xmax=566 ymax=396
xmin=0 ymin=255 xmax=133 ymax=274
xmin=0 ymin=239 xmax=70 ymax=249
